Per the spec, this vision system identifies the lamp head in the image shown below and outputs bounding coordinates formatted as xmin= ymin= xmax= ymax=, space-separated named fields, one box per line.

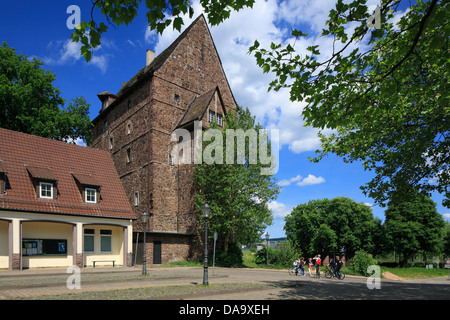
xmin=141 ymin=211 xmax=149 ymax=224
xmin=202 ymin=202 xmax=211 ymax=218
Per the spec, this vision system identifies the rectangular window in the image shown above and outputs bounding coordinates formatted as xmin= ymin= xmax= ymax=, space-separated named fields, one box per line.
xmin=216 ymin=113 xmax=223 ymax=126
xmin=126 ymin=148 xmax=131 ymax=163
xmin=134 ymin=192 xmax=139 ymax=207
xmin=39 ymin=182 xmax=53 ymax=199
xmin=84 ymin=229 xmax=95 ymax=252
xmin=85 ymin=188 xmax=97 ymax=203
xmin=169 ymin=154 xmax=174 ymax=166
xmin=209 ymin=110 xmax=215 ymax=123
xmin=100 ymin=229 xmax=112 ymax=253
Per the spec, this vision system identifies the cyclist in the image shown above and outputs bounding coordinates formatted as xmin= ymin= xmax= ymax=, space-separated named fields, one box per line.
xmin=336 ymin=256 xmax=343 ymax=278
xmin=328 ymin=257 xmax=338 ymax=277
xmin=293 ymin=258 xmax=300 ymax=275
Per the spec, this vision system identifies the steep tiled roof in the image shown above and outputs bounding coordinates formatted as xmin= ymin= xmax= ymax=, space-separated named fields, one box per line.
xmin=114 ymin=15 xmax=205 ymax=99
xmin=0 ymin=128 xmax=135 ymax=219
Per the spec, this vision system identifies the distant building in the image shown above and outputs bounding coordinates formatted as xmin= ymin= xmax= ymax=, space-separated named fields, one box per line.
xmin=91 ymin=15 xmax=237 ymax=264
xmin=0 ymin=128 xmax=135 ymax=270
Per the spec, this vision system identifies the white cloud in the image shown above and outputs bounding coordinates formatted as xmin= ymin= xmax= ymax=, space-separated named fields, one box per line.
xmin=443 ymin=213 xmax=450 ymax=220
xmin=279 ymin=173 xmax=326 ymax=187
xmin=297 ymin=174 xmax=325 ymax=186
xmin=278 ymin=174 xmax=302 ymax=186
xmin=268 ymin=201 xmax=293 ymax=218
xmin=43 ymin=39 xmax=109 ymax=74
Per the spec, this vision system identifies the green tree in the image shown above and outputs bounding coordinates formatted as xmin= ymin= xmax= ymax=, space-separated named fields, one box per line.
xmin=71 ymin=0 xmax=255 ymax=62
xmin=193 ymin=106 xmax=280 ymax=253
xmin=284 ymin=197 xmax=376 ymax=259
xmin=249 ymin=0 xmax=449 ymax=208
xmin=384 ymin=190 xmax=446 ymax=266
xmin=444 ymin=221 xmax=450 ymax=257
xmin=0 ymin=42 xmax=92 ymax=144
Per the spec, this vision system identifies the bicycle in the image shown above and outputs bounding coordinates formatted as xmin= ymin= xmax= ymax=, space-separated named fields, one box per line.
xmin=288 ymin=266 xmax=299 ymax=276
xmin=289 ymin=265 xmax=311 ymax=276
xmin=324 ymin=265 xmax=345 ymax=280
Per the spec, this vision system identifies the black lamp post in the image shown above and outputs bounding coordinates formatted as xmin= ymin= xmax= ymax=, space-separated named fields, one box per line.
xmin=202 ymin=202 xmax=211 ymax=285
xmin=265 ymin=232 xmax=270 ymax=266
xmin=141 ymin=211 xmax=149 ymax=276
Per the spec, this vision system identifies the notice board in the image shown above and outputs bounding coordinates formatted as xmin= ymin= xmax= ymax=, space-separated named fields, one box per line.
xmin=22 ymin=239 xmax=67 ymax=256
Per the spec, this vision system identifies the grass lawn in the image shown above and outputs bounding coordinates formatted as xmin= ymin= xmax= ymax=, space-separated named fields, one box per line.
xmin=383 ymin=267 xmax=449 ymax=279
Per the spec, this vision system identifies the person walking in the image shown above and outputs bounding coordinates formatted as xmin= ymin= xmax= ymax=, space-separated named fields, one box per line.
xmin=300 ymin=257 xmax=306 ymax=276
xmin=314 ymin=254 xmax=322 ymax=278
xmin=308 ymin=258 xmax=313 ymax=276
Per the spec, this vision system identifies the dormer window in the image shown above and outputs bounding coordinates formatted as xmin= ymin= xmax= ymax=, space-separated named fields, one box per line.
xmin=72 ymin=173 xmax=101 ymax=204
xmin=85 ymin=188 xmax=97 ymax=203
xmin=39 ymin=182 xmax=53 ymax=199
xmin=26 ymin=166 xmax=58 ymax=200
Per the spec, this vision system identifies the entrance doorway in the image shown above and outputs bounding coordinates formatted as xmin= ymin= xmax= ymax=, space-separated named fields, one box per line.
xmin=153 ymin=241 xmax=161 ymax=264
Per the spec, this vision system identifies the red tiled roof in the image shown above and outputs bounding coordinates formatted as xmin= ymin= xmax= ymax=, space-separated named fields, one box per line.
xmin=72 ymin=172 xmax=101 ymax=187
xmin=0 ymin=160 xmax=7 ymax=173
xmin=26 ymin=165 xmax=58 ymax=181
xmin=0 ymin=128 xmax=135 ymax=220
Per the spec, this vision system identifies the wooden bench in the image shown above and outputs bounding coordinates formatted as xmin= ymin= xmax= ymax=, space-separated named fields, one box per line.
xmin=92 ymin=260 xmax=116 ymax=268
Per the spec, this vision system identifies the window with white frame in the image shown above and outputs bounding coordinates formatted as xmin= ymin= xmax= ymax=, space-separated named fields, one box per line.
xmin=39 ymin=182 xmax=53 ymax=199
xmin=216 ymin=113 xmax=223 ymax=126
xmin=85 ymin=187 xmax=97 ymax=203
xmin=100 ymin=229 xmax=112 ymax=252
xmin=209 ymin=110 xmax=215 ymax=123
xmin=84 ymin=229 xmax=95 ymax=252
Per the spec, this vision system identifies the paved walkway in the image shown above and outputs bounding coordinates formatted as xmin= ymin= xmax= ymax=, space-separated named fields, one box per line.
xmin=0 ymin=266 xmax=449 ymax=300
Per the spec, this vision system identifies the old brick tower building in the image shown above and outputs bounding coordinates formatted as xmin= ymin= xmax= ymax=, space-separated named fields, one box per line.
xmin=91 ymin=15 xmax=237 ymax=264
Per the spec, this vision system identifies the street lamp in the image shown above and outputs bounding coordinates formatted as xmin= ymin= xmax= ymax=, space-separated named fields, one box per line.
xmin=202 ymin=202 xmax=211 ymax=285
xmin=265 ymin=232 xmax=270 ymax=266
xmin=141 ymin=211 xmax=149 ymax=276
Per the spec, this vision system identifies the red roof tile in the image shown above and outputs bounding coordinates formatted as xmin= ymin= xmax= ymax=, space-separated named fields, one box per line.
xmin=0 ymin=128 xmax=135 ymax=220
xmin=26 ymin=165 xmax=58 ymax=181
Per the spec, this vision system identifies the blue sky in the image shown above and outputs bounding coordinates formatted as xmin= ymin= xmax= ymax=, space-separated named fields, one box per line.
xmin=1 ymin=0 xmax=448 ymax=238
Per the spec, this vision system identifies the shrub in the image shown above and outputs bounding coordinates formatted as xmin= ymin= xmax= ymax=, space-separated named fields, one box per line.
xmin=349 ymin=250 xmax=379 ymax=276
xmin=255 ymin=240 xmax=302 ymax=268
xmin=211 ymin=242 xmax=243 ymax=267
